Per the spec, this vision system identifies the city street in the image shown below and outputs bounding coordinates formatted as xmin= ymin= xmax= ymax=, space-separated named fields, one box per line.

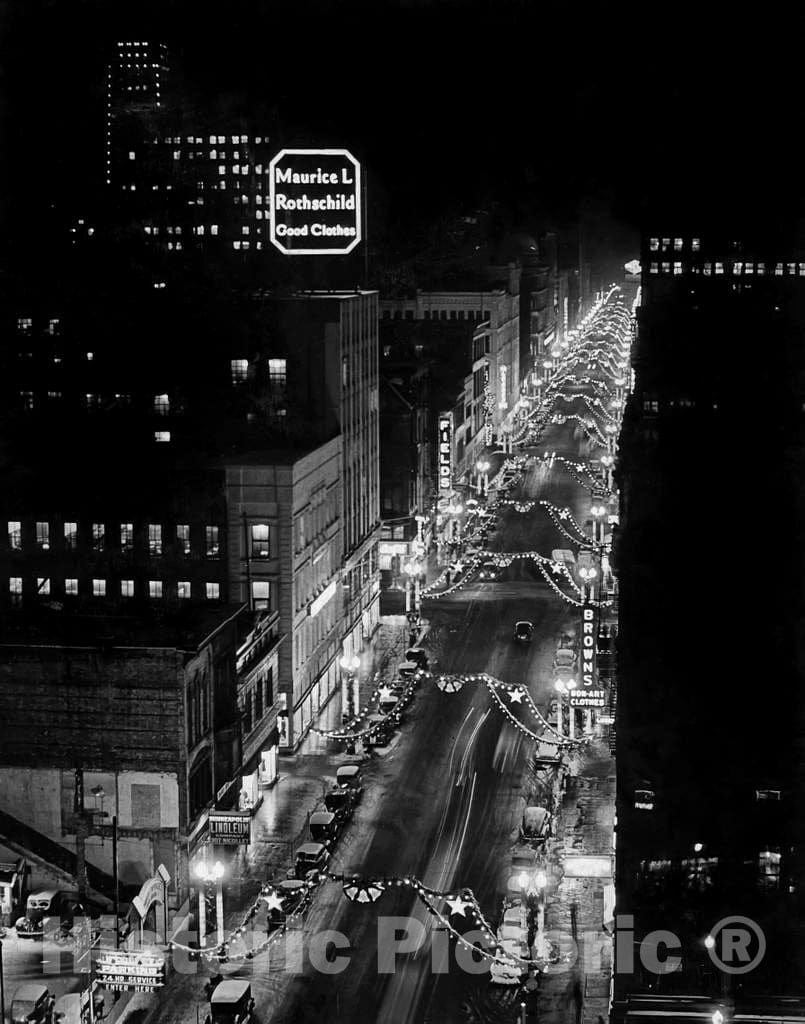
xmin=258 ymin=424 xmax=597 ymax=1023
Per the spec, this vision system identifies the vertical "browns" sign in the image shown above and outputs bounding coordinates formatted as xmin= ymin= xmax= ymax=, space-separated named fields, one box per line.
xmin=581 ymin=603 xmax=597 ymax=687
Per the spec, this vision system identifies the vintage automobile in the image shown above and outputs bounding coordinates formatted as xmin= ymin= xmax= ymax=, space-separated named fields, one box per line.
xmin=16 ymin=890 xmax=86 ymax=939
xmin=513 ymin=621 xmax=534 ymax=643
xmin=11 ymin=983 xmax=56 ymax=1024
xmin=206 ymin=980 xmax=256 ymax=1023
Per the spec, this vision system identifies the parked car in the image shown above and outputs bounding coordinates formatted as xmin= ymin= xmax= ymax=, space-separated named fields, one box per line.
xmin=324 ymin=785 xmax=356 ymax=822
xmin=293 ymin=842 xmax=329 ymax=880
xmin=11 ymin=983 xmax=55 ymax=1024
xmin=554 ymin=648 xmax=576 ymax=669
xmin=16 ymin=890 xmax=85 ymax=939
xmin=206 ymin=980 xmax=255 ymax=1024
xmin=397 ymin=660 xmax=421 ymax=679
xmin=335 ymin=764 xmax=363 ymax=801
xmin=309 ymin=811 xmax=340 ymax=848
xmin=513 ymin=621 xmax=534 ymax=643
xmin=478 ymin=561 xmax=498 ymax=581
xmin=520 ymin=805 xmax=551 ymax=842
xmin=364 ymin=713 xmax=395 ymax=748
xmin=404 ymin=647 xmax=429 ymax=671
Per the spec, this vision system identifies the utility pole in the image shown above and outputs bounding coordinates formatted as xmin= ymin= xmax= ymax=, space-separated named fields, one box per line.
xmin=74 ymin=767 xmax=89 ymax=905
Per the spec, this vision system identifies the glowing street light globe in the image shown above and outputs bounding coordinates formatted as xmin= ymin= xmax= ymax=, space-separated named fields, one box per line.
xmin=339 ymin=654 xmax=360 ymax=673
xmin=704 ymin=934 xmax=716 ymax=950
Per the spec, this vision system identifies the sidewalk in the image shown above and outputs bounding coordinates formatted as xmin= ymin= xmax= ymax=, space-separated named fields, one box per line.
xmin=114 ymin=615 xmax=422 ymax=1024
xmin=539 ymin=739 xmax=616 ymax=1024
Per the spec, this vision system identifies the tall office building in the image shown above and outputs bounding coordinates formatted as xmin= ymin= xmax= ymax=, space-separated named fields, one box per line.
xmin=614 ymin=220 xmax=805 ymax=1005
xmin=268 ymin=292 xmax=381 ymax=660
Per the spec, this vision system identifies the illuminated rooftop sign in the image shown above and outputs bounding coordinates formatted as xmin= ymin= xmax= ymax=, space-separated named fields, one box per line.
xmin=269 ymin=148 xmax=362 ymax=256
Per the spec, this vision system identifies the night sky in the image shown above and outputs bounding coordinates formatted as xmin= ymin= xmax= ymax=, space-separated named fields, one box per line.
xmin=3 ymin=1 xmax=805 ymax=242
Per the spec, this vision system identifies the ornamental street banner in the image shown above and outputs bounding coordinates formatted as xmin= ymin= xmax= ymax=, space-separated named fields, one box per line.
xmin=269 ymin=149 xmax=362 ymax=255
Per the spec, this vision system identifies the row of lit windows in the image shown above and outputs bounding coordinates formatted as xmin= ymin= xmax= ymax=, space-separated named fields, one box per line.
xmin=8 ymin=576 xmax=221 ymax=601
xmin=5 ymin=520 xmax=236 ymax=557
xmin=163 ymin=135 xmax=263 ymax=146
xmin=648 ymin=237 xmax=701 ymax=252
xmin=648 ymin=261 xmax=805 ymax=277
xmin=381 ymin=308 xmax=489 ymax=321
xmin=7 ymin=520 xmax=270 ymax=558
xmin=16 ymin=318 xmax=60 ymax=334
xmin=16 ymin=391 xmax=171 ymax=413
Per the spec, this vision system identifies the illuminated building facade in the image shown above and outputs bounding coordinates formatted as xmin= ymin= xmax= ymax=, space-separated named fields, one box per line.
xmin=268 ymin=292 xmax=381 ymax=662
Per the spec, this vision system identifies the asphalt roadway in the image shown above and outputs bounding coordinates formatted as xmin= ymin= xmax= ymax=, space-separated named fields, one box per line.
xmin=261 ymin=420 xmax=596 ymax=1024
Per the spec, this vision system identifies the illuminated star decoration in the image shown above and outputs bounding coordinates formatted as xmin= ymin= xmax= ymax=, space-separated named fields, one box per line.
xmin=558 ymin=508 xmax=570 ymax=519
xmin=508 ymin=687 xmax=525 ymax=703
xmin=261 ymin=889 xmax=286 ymax=914
xmin=377 ymin=686 xmax=395 ymax=704
xmin=444 ymin=894 xmax=474 ymax=917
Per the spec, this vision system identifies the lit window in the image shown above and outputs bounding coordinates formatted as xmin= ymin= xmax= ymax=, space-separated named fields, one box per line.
xmin=256 ymin=210 xmax=263 ymax=220
xmin=745 ymin=263 xmax=754 ymax=275
xmin=661 ymin=238 xmax=670 ymax=251
xmin=218 ymin=135 xmax=225 ymax=144
xmin=218 ymin=165 xmax=226 ymax=176
xmin=775 ymin=263 xmax=784 ymax=276
xmin=86 ymin=352 xmax=94 ymax=361
xmin=154 ymin=393 xmax=170 ymax=415
xmin=799 ymin=263 xmax=805 ymax=276
xmin=20 ymin=391 xmax=34 ymax=411
xmin=16 ymin=317 xmax=32 ymax=333
xmin=251 ymin=523 xmax=270 ymax=558
xmin=715 ymin=262 xmax=724 ymax=275
xmin=130 ymin=151 xmax=137 ymax=160
xmin=692 ymin=238 xmax=701 ymax=251
xmin=148 ymin=580 xmax=163 ymax=598
xmin=8 ymin=522 xmax=21 ymax=549
xmin=148 ymin=524 xmax=162 ymax=555
xmin=65 ymin=578 xmax=78 ymax=596
xmin=673 ymin=262 xmax=682 ymax=275
xmin=649 ymin=238 xmax=659 ymax=251
xmin=661 ymin=262 xmax=670 ymax=274
xmin=231 ymin=358 xmax=248 ymax=383
xmin=37 ymin=577 xmax=50 ymax=595
xmin=268 ymin=358 xmax=287 ymax=389
xmin=757 ymin=262 xmax=766 ymax=275
xmin=177 ymin=524 xmax=191 ymax=554
xmin=211 ymin=225 xmax=218 ymax=236
xmin=85 ymin=393 xmax=99 ymax=409
xmin=92 ymin=578 xmax=106 ymax=596
xmin=242 ymin=225 xmax=250 ymax=235
xmin=36 ymin=522 xmax=50 ymax=549
xmin=648 ymin=262 xmax=658 ymax=274
xmin=232 ymin=165 xmax=240 ymax=175
xmin=120 ymin=523 xmax=134 ymax=550
xmin=251 ymin=580 xmax=270 ymax=610
xmin=788 ymin=263 xmax=797 ymax=275
xmin=703 ymin=262 xmax=712 ymax=276
xmin=759 ymin=849 xmax=781 ymax=890
xmin=206 ymin=526 xmax=219 ymax=557
xmin=92 ymin=523 xmax=105 ymax=550
xmin=206 ymin=582 xmax=220 ymax=600
xmin=47 ymin=318 xmax=60 ymax=335
xmin=154 ymin=431 xmax=171 ymax=442
xmin=233 ymin=241 xmax=241 ymax=250
xmin=177 ymin=580 xmax=191 ymax=599
xmin=674 ymin=238 xmax=683 ymax=251
xmin=64 ymin=522 xmax=77 ymax=548
xmin=9 ymin=576 xmax=23 ymax=600
xmin=733 ymin=262 xmax=742 ymax=275
xmin=120 ymin=579 xmax=134 ymax=597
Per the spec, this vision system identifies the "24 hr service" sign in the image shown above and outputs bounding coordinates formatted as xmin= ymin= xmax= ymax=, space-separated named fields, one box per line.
xmin=268 ymin=149 xmax=362 ymax=255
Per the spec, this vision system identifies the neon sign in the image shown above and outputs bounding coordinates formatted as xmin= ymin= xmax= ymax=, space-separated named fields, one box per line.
xmin=269 ymin=148 xmax=362 ymax=255
xmin=581 ymin=603 xmax=597 ymax=687
xmin=438 ymin=413 xmax=452 ymax=493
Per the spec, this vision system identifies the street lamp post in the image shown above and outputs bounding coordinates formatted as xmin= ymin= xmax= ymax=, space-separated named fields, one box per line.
xmin=600 ymin=454 xmax=614 ymax=491
xmin=339 ymin=653 xmax=360 ymax=724
xmin=555 ymin=679 xmax=577 ymax=739
xmin=403 ymin=559 xmax=423 ymax=645
xmin=193 ymin=859 xmax=225 ymax=949
xmin=590 ymin=504 xmax=607 ymax=545
xmin=476 ymin=460 xmax=490 ymax=497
